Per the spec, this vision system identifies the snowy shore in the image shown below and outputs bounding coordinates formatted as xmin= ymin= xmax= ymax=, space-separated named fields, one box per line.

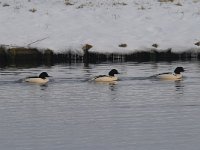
xmin=0 ymin=0 xmax=200 ymax=54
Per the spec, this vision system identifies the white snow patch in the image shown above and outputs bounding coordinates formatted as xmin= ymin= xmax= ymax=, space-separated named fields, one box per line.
xmin=0 ymin=0 xmax=200 ymax=53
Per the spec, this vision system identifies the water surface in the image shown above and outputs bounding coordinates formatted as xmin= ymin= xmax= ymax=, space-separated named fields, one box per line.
xmin=0 ymin=61 xmax=200 ymax=150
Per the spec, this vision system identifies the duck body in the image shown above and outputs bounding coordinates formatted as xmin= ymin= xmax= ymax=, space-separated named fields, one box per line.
xmin=155 ymin=67 xmax=184 ymax=80
xmin=93 ymin=69 xmax=119 ymax=82
xmin=93 ymin=75 xmax=118 ymax=82
xmin=25 ymin=77 xmax=49 ymax=84
xmin=25 ymin=72 xmax=50 ymax=84
xmin=156 ymin=72 xmax=182 ymax=80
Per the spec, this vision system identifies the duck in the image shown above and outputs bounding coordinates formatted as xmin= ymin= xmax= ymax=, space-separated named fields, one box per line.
xmin=156 ymin=67 xmax=184 ymax=80
xmin=92 ymin=69 xmax=120 ymax=82
xmin=25 ymin=72 xmax=51 ymax=84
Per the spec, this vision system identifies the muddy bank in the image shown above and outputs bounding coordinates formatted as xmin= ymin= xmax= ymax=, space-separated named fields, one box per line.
xmin=0 ymin=46 xmax=200 ymax=67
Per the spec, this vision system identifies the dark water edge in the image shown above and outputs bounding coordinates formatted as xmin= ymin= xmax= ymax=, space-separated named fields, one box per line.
xmin=1 ymin=46 xmax=200 ymax=67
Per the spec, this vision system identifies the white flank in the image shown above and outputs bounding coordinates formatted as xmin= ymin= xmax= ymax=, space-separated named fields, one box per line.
xmin=157 ymin=74 xmax=182 ymax=80
xmin=94 ymin=76 xmax=118 ymax=82
xmin=25 ymin=78 xmax=49 ymax=84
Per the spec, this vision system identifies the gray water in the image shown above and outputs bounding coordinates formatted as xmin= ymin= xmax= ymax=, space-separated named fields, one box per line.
xmin=0 ymin=61 xmax=200 ymax=150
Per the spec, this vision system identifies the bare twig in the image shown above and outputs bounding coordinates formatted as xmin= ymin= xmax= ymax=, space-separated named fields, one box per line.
xmin=27 ymin=37 xmax=49 ymax=47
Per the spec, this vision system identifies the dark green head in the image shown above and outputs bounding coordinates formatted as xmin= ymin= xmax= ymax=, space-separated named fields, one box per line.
xmin=174 ymin=67 xmax=184 ymax=74
xmin=109 ymin=69 xmax=119 ymax=76
xmin=39 ymin=72 xmax=50 ymax=79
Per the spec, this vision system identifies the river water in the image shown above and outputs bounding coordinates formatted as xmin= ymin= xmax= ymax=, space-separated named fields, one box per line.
xmin=0 ymin=61 xmax=200 ymax=150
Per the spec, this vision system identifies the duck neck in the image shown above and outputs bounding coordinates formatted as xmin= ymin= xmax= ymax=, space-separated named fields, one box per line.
xmin=39 ymin=75 xmax=46 ymax=79
xmin=174 ymin=72 xmax=180 ymax=75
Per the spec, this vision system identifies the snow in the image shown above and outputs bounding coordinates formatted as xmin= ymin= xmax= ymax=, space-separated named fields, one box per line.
xmin=0 ymin=0 xmax=200 ymax=53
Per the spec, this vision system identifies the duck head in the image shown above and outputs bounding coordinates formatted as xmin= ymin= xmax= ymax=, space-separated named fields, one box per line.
xmin=109 ymin=69 xmax=119 ymax=76
xmin=174 ymin=67 xmax=184 ymax=74
xmin=39 ymin=72 xmax=50 ymax=79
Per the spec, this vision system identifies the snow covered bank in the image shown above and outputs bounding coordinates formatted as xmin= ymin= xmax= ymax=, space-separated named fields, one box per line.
xmin=1 ymin=46 xmax=200 ymax=67
xmin=0 ymin=0 xmax=200 ymax=53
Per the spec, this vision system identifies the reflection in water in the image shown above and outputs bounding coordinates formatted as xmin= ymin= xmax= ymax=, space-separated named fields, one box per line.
xmin=174 ymin=80 xmax=184 ymax=94
xmin=150 ymin=62 xmax=159 ymax=70
xmin=92 ymin=81 xmax=118 ymax=92
xmin=40 ymin=84 xmax=48 ymax=90
xmin=109 ymin=83 xmax=119 ymax=101
xmin=91 ymin=80 xmax=117 ymax=85
xmin=91 ymin=80 xmax=118 ymax=100
xmin=108 ymin=82 xmax=118 ymax=91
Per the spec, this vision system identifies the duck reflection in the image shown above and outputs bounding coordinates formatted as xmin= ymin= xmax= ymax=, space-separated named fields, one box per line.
xmin=108 ymin=81 xmax=118 ymax=91
xmin=174 ymin=80 xmax=184 ymax=94
xmin=40 ymin=84 xmax=48 ymax=90
xmin=93 ymin=80 xmax=117 ymax=86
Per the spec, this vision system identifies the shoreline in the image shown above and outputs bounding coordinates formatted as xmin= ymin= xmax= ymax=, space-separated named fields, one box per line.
xmin=0 ymin=45 xmax=200 ymax=67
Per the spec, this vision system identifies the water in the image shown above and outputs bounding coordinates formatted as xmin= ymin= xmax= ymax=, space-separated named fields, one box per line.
xmin=1 ymin=61 xmax=200 ymax=150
